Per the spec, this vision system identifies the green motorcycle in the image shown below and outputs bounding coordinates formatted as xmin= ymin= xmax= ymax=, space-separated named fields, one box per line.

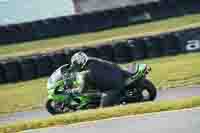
xmin=45 ymin=63 xmax=157 ymax=115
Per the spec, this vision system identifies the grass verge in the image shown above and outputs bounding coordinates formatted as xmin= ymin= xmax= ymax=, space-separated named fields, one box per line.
xmin=0 ymin=52 xmax=200 ymax=115
xmin=1 ymin=14 xmax=200 ymax=59
xmin=0 ymin=96 xmax=200 ymax=133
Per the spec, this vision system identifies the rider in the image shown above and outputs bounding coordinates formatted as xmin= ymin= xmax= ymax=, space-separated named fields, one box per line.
xmin=65 ymin=51 xmax=131 ymax=107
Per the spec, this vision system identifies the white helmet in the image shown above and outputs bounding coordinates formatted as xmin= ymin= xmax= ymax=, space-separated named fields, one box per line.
xmin=71 ymin=52 xmax=88 ymax=69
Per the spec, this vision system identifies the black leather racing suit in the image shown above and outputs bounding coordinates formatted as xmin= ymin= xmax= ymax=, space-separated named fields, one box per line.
xmin=72 ymin=57 xmax=131 ymax=107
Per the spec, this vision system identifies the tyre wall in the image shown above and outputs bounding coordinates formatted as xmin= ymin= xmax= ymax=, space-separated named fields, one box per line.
xmin=0 ymin=26 xmax=200 ymax=84
xmin=0 ymin=0 xmax=200 ymax=44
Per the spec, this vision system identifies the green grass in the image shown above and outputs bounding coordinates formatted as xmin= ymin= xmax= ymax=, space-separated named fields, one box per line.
xmin=0 ymin=52 xmax=200 ymax=115
xmin=1 ymin=14 xmax=200 ymax=59
xmin=1 ymin=96 xmax=200 ymax=133
xmin=0 ymin=78 xmax=47 ymax=115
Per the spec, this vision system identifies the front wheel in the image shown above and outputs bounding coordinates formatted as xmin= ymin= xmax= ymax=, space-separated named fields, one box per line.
xmin=137 ymin=79 xmax=157 ymax=101
xmin=45 ymin=99 xmax=73 ymax=115
xmin=46 ymin=99 xmax=59 ymax=115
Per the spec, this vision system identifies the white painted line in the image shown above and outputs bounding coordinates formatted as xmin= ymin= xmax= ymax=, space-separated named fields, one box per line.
xmin=54 ymin=106 xmax=200 ymax=128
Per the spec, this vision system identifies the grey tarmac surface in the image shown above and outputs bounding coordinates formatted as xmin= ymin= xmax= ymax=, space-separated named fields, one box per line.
xmin=22 ymin=107 xmax=200 ymax=133
xmin=0 ymin=85 xmax=200 ymax=126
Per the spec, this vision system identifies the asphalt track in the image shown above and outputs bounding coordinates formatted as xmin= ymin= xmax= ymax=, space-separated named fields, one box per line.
xmin=22 ymin=107 xmax=200 ymax=133
xmin=0 ymin=85 xmax=200 ymax=126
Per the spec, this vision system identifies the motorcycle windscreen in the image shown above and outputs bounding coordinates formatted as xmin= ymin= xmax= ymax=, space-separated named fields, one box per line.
xmin=47 ymin=68 xmax=63 ymax=89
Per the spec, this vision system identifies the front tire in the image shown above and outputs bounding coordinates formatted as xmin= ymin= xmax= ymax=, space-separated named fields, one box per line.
xmin=45 ymin=99 xmax=58 ymax=115
xmin=46 ymin=99 xmax=76 ymax=115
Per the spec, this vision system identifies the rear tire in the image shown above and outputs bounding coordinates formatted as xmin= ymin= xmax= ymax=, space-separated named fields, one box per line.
xmin=137 ymin=79 xmax=157 ymax=101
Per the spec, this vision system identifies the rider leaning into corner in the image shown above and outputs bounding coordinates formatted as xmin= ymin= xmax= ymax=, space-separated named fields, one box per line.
xmin=55 ymin=52 xmax=132 ymax=107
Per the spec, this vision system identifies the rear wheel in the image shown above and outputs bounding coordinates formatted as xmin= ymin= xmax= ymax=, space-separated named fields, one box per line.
xmin=137 ymin=79 xmax=157 ymax=101
xmin=124 ymin=79 xmax=157 ymax=103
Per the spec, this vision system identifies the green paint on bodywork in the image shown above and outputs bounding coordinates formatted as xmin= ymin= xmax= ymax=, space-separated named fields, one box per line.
xmin=78 ymin=95 xmax=91 ymax=108
xmin=131 ymin=64 xmax=147 ymax=80
xmin=47 ymin=80 xmax=66 ymax=102
xmin=69 ymin=93 xmax=91 ymax=108
xmin=47 ymin=76 xmax=91 ymax=107
xmin=47 ymin=80 xmax=64 ymax=90
xmin=125 ymin=63 xmax=147 ymax=85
